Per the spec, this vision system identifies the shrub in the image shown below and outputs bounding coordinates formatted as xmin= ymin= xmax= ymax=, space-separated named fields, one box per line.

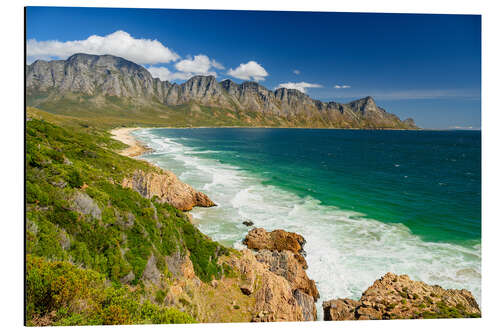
xmin=26 ymin=256 xmax=196 ymax=326
xmin=68 ymin=169 xmax=83 ymax=188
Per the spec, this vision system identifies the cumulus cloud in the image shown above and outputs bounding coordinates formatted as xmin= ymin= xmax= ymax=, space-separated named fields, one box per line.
xmin=147 ymin=66 xmax=193 ymax=81
xmin=334 ymin=84 xmax=351 ymax=89
xmin=211 ymin=59 xmax=225 ymax=70
xmin=227 ymin=61 xmax=268 ymax=81
xmin=27 ymin=30 xmax=179 ymax=64
xmin=174 ymin=54 xmax=222 ymax=76
xmin=147 ymin=54 xmax=224 ymax=82
xmin=293 ymin=69 xmax=300 ymax=75
xmin=276 ymin=82 xmax=322 ymax=93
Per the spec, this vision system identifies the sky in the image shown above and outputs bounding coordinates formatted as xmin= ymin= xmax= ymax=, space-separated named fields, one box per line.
xmin=26 ymin=7 xmax=481 ymax=129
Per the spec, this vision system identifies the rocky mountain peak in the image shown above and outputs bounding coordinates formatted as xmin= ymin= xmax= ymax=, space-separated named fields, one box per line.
xmin=26 ymin=53 xmax=418 ymax=129
xmin=347 ymin=96 xmax=383 ymax=116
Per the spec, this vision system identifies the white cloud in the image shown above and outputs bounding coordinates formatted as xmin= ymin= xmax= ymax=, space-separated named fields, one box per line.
xmin=27 ymin=30 xmax=179 ymax=64
xmin=227 ymin=61 xmax=268 ymax=81
xmin=147 ymin=66 xmax=193 ymax=81
xmin=174 ymin=54 xmax=222 ymax=76
xmin=211 ymin=59 xmax=225 ymax=70
xmin=293 ymin=69 xmax=300 ymax=75
xmin=148 ymin=54 xmax=223 ymax=82
xmin=276 ymin=82 xmax=322 ymax=93
xmin=334 ymin=84 xmax=351 ymax=89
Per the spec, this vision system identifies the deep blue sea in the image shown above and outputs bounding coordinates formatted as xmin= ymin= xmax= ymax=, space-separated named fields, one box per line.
xmin=133 ymin=128 xmax=481 ymax=318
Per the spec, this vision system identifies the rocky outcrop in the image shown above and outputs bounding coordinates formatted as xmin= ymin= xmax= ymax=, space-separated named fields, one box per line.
xmin=121 ymin=169 xmax=215 ymax=211
xmin=323 ymin=272 xmax=481 ymax=320
xmin=227 ymin=249 xmax=304 ymax=322
xmin=254 ymin=250 xmax=319 ymax=302
xmin=165 ymin=250 xmax=196 ymax=280
xmin=70 ymin=191 xmax=101 ymax=220
xmin=241 ymin=228 xmax=319 ymax=321
xmin=26 ymin=53 xmax=418 ymax=129
xmin=142 ymin=254 xmax=162 ymax=285
xmin=244 ymin=228 xmax=308 ymax=269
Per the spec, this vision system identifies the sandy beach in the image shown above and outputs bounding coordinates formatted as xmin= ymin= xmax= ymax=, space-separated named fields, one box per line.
xmin=110 ymin=127 xmax=152 ymax=157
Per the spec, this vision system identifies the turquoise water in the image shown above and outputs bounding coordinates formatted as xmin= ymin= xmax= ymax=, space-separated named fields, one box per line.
xmin=133 ymin=128 xmax=481 ymax=318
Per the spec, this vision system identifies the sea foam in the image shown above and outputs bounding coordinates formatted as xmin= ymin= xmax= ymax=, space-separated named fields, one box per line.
xmin=133 ymin=128 xmax=481 ymax=320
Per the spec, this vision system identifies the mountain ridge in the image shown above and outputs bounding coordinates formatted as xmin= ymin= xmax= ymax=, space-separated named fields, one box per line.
xmin=26 ymin=53 xmax=418 ymax=129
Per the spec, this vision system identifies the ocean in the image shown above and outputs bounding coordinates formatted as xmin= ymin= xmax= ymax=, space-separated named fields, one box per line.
xmin=133 ymin=128 xmax=481 ymax=318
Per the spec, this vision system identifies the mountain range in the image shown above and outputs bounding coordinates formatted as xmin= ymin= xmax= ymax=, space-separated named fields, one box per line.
xmin=26 ymin=53 xmax=417 ymax=129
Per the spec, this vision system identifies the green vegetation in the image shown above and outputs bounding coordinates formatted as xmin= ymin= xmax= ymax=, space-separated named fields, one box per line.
xmin=26 ymin=255 xmax=196 ymax=326
xmin=398 ymin=290 xmax=409 ymax=299
xmin=417 ymin=300 xmax=481 ymax=319
xmin=26 ymin=108 xmax=231 ymax=325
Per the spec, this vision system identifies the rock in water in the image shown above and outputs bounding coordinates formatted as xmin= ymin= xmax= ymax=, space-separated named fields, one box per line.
xmin=243 ymin=228 xmax=306 ymax=255
xmin=121 ymin=168 xmax=215 ymax=211
xmin=323 ymin=272 xmax=481 ymax=320
xmin=242 ymin=220 xmax=254 ymax=227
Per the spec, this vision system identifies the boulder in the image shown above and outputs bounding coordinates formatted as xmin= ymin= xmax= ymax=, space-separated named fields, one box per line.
xmin=323 ymin=272 xmax=481 ymax=320
xmin=242 ymin=220 xmax=254 ymax=227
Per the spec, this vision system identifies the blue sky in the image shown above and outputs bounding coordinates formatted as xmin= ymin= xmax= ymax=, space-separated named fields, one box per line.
xmin=26 ymin=7 xmax=481 ymax=129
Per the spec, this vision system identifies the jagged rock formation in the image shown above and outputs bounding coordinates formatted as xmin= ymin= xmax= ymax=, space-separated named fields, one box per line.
xmin=323 ymin=272 xmax=481 ymax=320
xmin=243 ymin=228 xmax=309 ymax=269
xmin=121 ymin=169 xmax=215 ymax=211
xmin=26 ymin=53 xmax=418 ymax=129
xmin=147 ymin=234 xmax=320 ymax=323
xmin=227 ymin=249 xmax=305 ymax=322
xmin=241 ymin=228 xmax=319 ymax=321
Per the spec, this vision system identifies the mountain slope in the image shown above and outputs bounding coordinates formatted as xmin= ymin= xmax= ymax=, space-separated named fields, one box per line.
xmin=27 ymin=53 xmax=417 ymax=129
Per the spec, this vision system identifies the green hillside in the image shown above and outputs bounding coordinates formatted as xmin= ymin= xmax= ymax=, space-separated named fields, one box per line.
xmin=25 ymin=108 xmax=234 ymax=325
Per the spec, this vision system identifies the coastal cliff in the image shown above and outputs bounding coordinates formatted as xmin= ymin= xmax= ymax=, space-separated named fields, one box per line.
xmin=26 ymin=53 xmax=418 ymax=129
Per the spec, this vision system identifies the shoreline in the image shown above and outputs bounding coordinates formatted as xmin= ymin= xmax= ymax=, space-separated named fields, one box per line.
xmin=109 ymin=125 xmax=479 ymax=132
xmin=135 ymin=125 xmax=421 ymax=131
xmin=110 ymin=127 xmax=153 ymax=157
